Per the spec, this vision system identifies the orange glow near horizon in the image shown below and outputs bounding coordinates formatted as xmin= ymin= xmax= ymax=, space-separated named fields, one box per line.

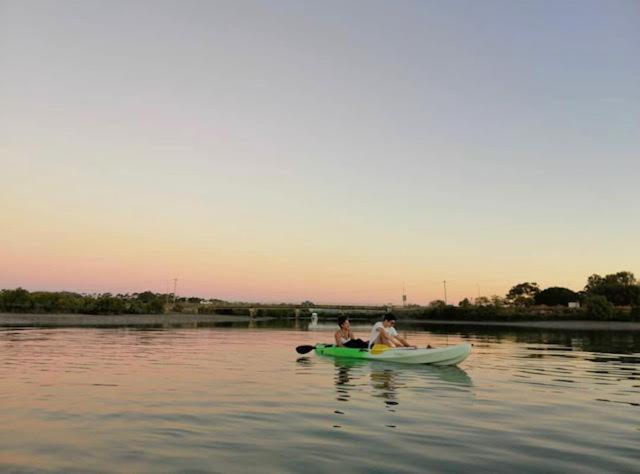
xmin=2 ymin=193 xmax=634 ymax=305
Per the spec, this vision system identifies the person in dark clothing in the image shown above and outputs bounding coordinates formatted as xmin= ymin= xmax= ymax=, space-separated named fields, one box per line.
xmin=334 ymin=316 xmax=368 ymax=349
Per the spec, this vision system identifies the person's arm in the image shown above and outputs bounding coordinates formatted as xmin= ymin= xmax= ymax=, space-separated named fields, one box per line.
xmin=394 ymin=334 xmax=416 ymax=348
xmin=387 ymin=327 xmax=415 ymax=348
xmin=377 ymin=327 xmax=397 ymax=347
xmin=335 ymin=330 xmax=344 ymax=346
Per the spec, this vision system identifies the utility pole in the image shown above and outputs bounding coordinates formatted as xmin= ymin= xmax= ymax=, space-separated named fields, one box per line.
xmin=172 ymin=278 xmax=178 ymax=303
xmin=402 ymin=282 xmax=407 ymax=307
xmin=443 ymin=280 xmax=447 ymax=305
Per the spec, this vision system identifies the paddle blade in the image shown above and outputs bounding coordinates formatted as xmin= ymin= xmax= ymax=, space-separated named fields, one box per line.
xmin=295 ymin=345 xmax=315 ymax=354
xmin=370 ymin=344 xmax=391 ymax=355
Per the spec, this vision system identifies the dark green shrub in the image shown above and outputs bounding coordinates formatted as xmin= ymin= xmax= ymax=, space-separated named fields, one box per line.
xmin=585 ymin=295 xmax=615 ymax=320
xmin=535 ymin=287 xmax=579 ymax=306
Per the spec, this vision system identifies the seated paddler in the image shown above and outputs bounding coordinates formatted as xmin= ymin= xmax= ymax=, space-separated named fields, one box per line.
xmin=334 ymin=316 xmax=369 ymax=349
xmin=368 ymin=313 xmax=417 ymax=349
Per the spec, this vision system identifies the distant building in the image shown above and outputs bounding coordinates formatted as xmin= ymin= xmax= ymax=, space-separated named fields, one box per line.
xmin=568 ymin=301 xmax=580 ymax=309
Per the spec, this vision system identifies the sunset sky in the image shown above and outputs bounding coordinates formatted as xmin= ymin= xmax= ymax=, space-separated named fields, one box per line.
xmin=2 ymin=0 xmax=639 ymax=305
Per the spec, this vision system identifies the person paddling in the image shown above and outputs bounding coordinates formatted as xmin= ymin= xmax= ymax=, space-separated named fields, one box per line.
xmin=368 ymin=314 xmax=416 ymax=349
xmin=335 ymin=316 xmax=368 ymax=349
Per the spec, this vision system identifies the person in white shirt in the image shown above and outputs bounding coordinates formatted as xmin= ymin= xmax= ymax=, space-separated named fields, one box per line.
xmin=368 ymin=314 xmax=416 ymax=349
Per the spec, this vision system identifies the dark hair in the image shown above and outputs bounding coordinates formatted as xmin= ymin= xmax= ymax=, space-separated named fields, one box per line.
xmin=383 ymin=313 xmax=397 ymax=322
xmin=337 ymin=316 xmax=348 ymax=327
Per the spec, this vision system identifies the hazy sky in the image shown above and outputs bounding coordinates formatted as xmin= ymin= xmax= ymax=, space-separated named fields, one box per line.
xmin=2 ymin=0 xmax=639 ymax=304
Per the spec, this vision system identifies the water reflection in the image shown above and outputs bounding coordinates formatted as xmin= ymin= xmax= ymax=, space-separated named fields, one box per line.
xmin=329 ymin=359 xmax=473 ymax=409
xmin=335 ymin=366 xmax=353 ymax=402
xmin=295 ymin=356 xmax=313 ymax=366
xmin=370 ymin=366 xmax=402 ymax=405
xmin=333 ymin=359 xmax=366 ymax=402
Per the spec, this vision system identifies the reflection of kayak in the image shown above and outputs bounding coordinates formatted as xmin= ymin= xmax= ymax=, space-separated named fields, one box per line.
xmin=315 ymin=343 xmax=472 ymax=366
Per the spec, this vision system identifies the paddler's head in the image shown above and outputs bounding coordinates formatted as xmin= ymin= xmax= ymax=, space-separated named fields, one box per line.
xmin=337 ymin=315 xmax=350 ymax=329
xmin=383 ymin=313 xmax=397 ymax=328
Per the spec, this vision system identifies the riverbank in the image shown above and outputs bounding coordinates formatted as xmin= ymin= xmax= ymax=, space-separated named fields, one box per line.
xmin=404 ymin=319 xmax=640 ymax=331
xmin=2 ymin=313 xmax=640 ymax=330
xmin=0 ymin=312 xmax=269 ymax=328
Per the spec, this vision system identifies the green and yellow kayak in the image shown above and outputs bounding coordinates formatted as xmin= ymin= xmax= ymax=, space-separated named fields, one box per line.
xmin=314 ymin=343 xmax=472 ymax=366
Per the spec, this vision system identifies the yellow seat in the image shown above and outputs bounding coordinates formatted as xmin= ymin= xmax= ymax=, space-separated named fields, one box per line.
xmin=370 ymin=344 xmax=391 ymax=355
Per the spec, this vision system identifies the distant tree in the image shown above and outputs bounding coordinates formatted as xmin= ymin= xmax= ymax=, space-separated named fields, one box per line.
xmin=148 ymin=298 xmax=166 ymax=314
xmin=458 ymin=298 xmax=472 ymax=308
xmin=505 ymin=282 xmax=540 ymax=306
xmin=30 ymin=291 xmax=58 ymax=312
xmin=301 ymin=300 xmax=315 ymax=307
xmin=475 ymin=296 xmax=491 ymax=306
xmin=136 ymin=291 xmax=157 ymax=303
xmin=584 ymin=271 xmax=640 ymax=306
xmin=93 ymin=295 xmax=126 ymax=315
xmin=589 ymin=271 xmax=636 ymax=287
xmin=584 ymin=295 xmax=615 ymax=320
xmin=0 ymin=288 xmax=32 ymax=312
xmin=490 ymin=295 xmax=506 ymax=308
xmin=57 ymin=292 xmax=85 ymax=313
xmin=534 ymin=287 xmax=579 ymax=306
xmin=126 ymin=300 xmax=147 ymax=314
xmin=428 ymin=299 xmax=447 ymax=308
xmin=0 ymin=288 xmax=174 ymax=315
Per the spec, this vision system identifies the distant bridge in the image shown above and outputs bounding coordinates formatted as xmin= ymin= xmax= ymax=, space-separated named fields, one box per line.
xmin=170 ymin=302 xmax=398 ymax=317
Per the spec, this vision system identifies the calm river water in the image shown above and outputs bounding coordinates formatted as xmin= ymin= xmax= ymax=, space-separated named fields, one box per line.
xmin=1 ymin=321 xmax=638 ymax=473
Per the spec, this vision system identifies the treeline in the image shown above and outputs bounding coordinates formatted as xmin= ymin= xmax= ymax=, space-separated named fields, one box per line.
xmin=0 ymin=289 xmax=171 ymax=315
xmin=2 ymin=270 xmax=638 ymax=321
xmin=500 ymin=271 xmax=640 ymax=307
xmin=0 ymin=287 xmax=304 ymax=317
xmin=420 ymin=271 xmax=640 ymax=321
xmin=413 ymin=302 xmax=640 ymax=322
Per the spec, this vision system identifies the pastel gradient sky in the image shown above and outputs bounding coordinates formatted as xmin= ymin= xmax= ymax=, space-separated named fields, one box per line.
xmin=1 ymin=1 xmax=639 ymax=304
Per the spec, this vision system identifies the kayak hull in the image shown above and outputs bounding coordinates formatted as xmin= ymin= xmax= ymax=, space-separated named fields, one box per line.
xmin=315 ymin=343 xmax=472 ymax=366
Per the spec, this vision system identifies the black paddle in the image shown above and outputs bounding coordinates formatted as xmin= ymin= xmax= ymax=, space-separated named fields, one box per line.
xmin=295 ymin=345 xmax=316 ymax=354
xmin=295 ymin=344 xmax=334 ymax=354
